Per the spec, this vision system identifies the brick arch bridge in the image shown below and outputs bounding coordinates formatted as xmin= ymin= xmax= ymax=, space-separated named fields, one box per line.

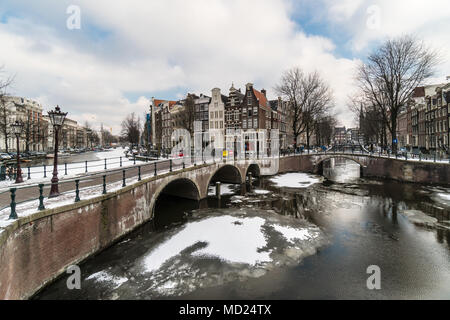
xmin=148 ymin=161 xmax=262 ymax=219
xmin=307 ymin=154 xmax=369 ymax=176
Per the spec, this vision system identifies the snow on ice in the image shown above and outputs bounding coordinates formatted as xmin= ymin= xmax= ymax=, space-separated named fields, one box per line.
xmin=270 ymin=173 xmax=322 ymax=188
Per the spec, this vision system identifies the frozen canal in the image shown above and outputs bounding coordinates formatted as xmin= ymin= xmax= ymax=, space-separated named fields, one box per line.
xmin=34 ymin=159 xmax=450 ymax=299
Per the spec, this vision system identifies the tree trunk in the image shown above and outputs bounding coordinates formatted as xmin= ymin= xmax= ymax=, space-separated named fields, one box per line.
xmin=306 ymin=123 xmax=310 ymax=150
xmin=4 ymin=135 xmax=8 ymax=153
xmin=391 ymin=114 xmax=398 ymax=154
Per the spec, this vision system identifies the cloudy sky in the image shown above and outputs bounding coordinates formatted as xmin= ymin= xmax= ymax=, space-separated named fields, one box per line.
xmin=1 ymin=0 xmax=450 ymax=134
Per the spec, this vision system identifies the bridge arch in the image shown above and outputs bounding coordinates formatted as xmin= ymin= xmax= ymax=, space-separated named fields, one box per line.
xmin=150 ymin=177 xmax=201 ymax=220
xmin=205 ymin=164 xmax=243 ymax=196
xmin=245 ymin=163 xmax=261 ymax=177
xmin=315 ymin=155 xmax=365 ymax=177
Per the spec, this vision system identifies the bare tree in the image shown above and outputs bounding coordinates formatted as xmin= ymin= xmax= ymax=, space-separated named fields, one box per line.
xmin=315 ymin=115 xmax=337 ymax=146
xmin=121 ymin=112 xmax=141 ymax=146
xmin=179 ymin=94 xmax=196 ymax=136
xmin=356 ymin=35 xmax=439 ymax=153
xmin=348 ymin=96 xmax=386 ymax=147
xmin=275 ymin=68 xmax=334 ymax=149
xmin=23 ymin=110 xmax=33 ymax=152
xmin=0 ymin=66 xmax=14 ymax=152
xmin=36 ymin=118 xmax=49 ymax=151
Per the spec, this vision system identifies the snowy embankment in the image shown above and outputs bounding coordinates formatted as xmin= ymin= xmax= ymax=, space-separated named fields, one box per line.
xmin=0 ymin=166 xmax=172 ymax=233
xmin=0 ymin=148 xmax=145 ymax=191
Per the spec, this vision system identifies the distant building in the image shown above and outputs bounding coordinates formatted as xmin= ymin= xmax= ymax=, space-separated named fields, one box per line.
xmin=333 ymin=126 xmax=347 ymax=144
xmin=0 ymin=96 xmax=46 ymax=152
xmin=225 ymin=83 xmax=245 ymax=135
xmin=209 ymin=88 xmax=227 ymax=149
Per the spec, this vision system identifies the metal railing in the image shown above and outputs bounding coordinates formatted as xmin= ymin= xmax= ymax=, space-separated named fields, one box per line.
xmin=0 ymin=154 xmax=155 ymax=182
xmin=2 ymin=148 xmax=449 ymax=221
xmin=1 ymin=153 xmax=226 ymax=220
xmin=279 ymin=146 xmax=450 ymax=163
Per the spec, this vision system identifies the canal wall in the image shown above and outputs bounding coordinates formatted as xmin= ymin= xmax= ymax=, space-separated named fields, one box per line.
xmin=281 ymin=154 xmax=450 ymax=185
xmin=0 ymin=179 xmax=152 ymax=300
xmin=361 ymin=157 xmax=450 ymax=184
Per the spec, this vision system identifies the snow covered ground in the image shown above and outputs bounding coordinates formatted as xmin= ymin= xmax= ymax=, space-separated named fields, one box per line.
xmin=0 ymin=148 xmax=146 ymax=191
xmin=207 ymin=183 xmax=238 ymax=196
xmin=270 ymin=172 xmax=322 ymax=188
xmin=253 ymin=189 xmax=271 ymax=195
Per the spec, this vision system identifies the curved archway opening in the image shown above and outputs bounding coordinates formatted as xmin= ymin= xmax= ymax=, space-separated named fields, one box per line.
xmin=153 ymin=178 xmax=200 ymax=230
xmin=207 ymin=165 xmax=242 ymax=200
xmin=246 ymin=164 xmax=261 ymax=178
xmin=317 ymin=157 xmax=362 ymax=183
xmin=209 ymin=165 xmax=242 ymax=186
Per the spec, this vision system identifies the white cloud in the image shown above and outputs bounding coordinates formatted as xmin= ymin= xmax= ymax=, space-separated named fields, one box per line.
xmin=1 ymin=0 xmax=399 ymax=133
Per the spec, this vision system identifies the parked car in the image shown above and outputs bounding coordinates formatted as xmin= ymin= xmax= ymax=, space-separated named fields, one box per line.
xmin=0 ymin=153 xmax=12 ymax=160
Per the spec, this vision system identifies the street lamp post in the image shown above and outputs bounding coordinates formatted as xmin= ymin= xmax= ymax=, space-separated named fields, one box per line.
xmin=48 ymin=105 xmax=67 ymax=198
xmin=11 ymin=120 xmax=24 ymax=184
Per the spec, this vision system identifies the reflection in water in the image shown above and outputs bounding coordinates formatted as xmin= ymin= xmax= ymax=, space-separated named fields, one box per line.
xmin=322 ymin=158 xmax=360 ymax=183
xmin=35 ymin=159 xmax=450 ymax=300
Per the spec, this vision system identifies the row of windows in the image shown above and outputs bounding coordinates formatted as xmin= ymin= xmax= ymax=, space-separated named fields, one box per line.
xmin=426 ymin=120 xmax=449 ymax=134
xmin=242 ymin=119 xmax=258 ymax=129
xmin=242 ymin=107 xmax=258 ymax=117
xmin=210 ymin=121 xmax=224 ymax=129
xmin=210 ymin=111 xmax=224 ymax=119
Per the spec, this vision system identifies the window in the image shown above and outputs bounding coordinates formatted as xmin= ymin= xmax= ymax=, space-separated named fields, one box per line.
xmin=254 ymin=118 xmax=258 ymax=128
xmin=215 ymin=111 xmax=218 ymax=118
xmin=220 ymin=121 xmax=223 ymax=129
xmin=215 ymin=102 xmax=218 ymax=108
xmin=248 ymin=119 xmax=252 ymax=128
xmin=219 ymin=111 xmax=223 ymax=118
xmin=243 ymin=107 xmax=247 ymax=115
xmin=248 ymin=109 xmax=252 ymax=117
xmin=243 ymin=120 xmax=247 ymax=129
xmin=253 ymin=107 xmax=258 ymax=115
xmin=210 ymin=111 xmax=214 ymax=119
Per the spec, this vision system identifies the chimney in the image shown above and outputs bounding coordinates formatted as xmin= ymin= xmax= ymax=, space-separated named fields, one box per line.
xmin=261 ymin=89 xmax=266 ymax=97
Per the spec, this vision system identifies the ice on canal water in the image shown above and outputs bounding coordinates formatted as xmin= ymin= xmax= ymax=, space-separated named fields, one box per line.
xmin=270 ymin=173 xmax=322 ymax=188
xmin=137 ymin=210 xmax=327 ymax=297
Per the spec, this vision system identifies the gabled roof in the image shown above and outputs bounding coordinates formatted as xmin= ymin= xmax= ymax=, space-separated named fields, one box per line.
xmin=153 ymin=99 xmax=177 ymax=108
xmin=253 ymin=88 xmax=268 ymax=108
